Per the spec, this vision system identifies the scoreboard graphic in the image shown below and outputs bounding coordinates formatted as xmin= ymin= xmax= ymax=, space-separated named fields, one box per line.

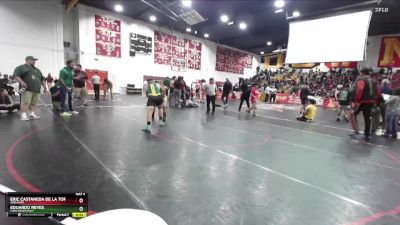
xmin=5 ymin=193 xmax=88 ymax=218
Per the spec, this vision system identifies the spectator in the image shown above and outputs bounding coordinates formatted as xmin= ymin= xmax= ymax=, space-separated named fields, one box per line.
xmin=221 ymin=78 xmax=232 ymax=109
xmin=173 ymin=76 xmax=182 ymax=108
xmin=264 ymin=83 xmax=270 ymax=103
xmin=269 ymin=85 xmax=277 ymax=103
xmin=46 ymin=73 xmax=54 ymax=88
xmin=168 ymin=76 xmax=176 ymax=106
xmin=180 ymin=77 xmax=187 ymax=107
xmin=92 ymin=72 xmax=100 ymax=100
xmin=13 ymin=56 xmax=47 ymax=121
xmin=384 ymin=88 xmax=400 ymax=139
xmin=59 ymin=60 xmax=79 ymax=117
xmin=103 ymin=78 xmax=113 ymax=100
xmin=73 ymin=64 xmax=88 ymax=106
xmin=204 ymin=78 xmax=217 ymax=114
xmin=49 ymin=80 xmax=61 ymax=111
xmin=163 ymin=77 xmax=170 ymax=97
xmin=349 ymin=68 xmax=381 ymax=140
xmin=0 ymin=88 xmax=20 ymax=113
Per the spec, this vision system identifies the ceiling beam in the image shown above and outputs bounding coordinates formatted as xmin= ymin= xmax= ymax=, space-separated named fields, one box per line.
xmin=139 ymin=0 xmax=178 ymax=21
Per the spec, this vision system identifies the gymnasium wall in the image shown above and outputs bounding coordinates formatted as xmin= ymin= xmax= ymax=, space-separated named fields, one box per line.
xmin=77 ymin=4 xmax=260 ymax=93
xmin=0 ymin=0 xmax=64 ymax=77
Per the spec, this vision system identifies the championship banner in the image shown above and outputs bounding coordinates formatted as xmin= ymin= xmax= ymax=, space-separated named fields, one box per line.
xmin=325 ymin=62 xmax=358 ymax=68
xmin=378 ymin=36 xmax=400 ymax=67
xmin=215 ymin=46 xmax=252 ymax=74
xmin=95 ymin=15 xmax=121 ymax=58
xmin=154 ymin=31 xmax=202 ymax=70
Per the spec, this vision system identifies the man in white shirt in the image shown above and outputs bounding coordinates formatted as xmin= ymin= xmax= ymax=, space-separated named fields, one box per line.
xmin=264 ymin=84 xmax=270 ymax=103
xmin=92 ymin=73 xmax=100 ymax=100
xmin=269 ymin=85 xmax=277 ymax=103
xmin=204 ymin=78 xmax=217 ymax=114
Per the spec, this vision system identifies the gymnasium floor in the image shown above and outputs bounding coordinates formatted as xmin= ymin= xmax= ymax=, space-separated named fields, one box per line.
xmin=1 ymin=95 xmax=400 ymax=225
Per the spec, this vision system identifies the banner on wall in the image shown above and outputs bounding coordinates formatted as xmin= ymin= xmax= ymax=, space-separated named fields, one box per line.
xmin=325 ymin=62 xmax=358 ymax=68
xmin=154 ymin=31 xmax=202 ymax=71
xmin=95 ymin=15 xmax=121 ymax=58
xmin=378 ymin=36 xmax=400 ymax=67
xmin=215 ymin=46 xmax=252 ymax=74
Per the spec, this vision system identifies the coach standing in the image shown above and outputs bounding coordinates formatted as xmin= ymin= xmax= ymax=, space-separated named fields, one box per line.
xmin=13 ymin=56 xmax=47 ymax=121
xmin=59 ymin=60 xmax=79 ymax=116
xmin=350 ymin=68 xmax=381 ymax=140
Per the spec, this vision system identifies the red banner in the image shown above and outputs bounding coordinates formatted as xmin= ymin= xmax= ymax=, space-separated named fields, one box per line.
xmin=95 ymin=15 xmax=121 ymax=58
xmin=378 ymin=36 xmax=400 ymax=67
xmin=215 ymin=46 xmax=252 ymax=74
xmin=154 ymin=31 xmax=201 ymax=70
xmin=325 ymin=62 xmax=358 ymax=68
xmin=275 ymin=93 xmax=289 ymax=104
xmin=85 ymin=69 xmax=108 ymax=91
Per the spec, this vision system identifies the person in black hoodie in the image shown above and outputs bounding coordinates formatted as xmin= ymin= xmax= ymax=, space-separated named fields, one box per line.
xmin=221 ymin=78 xmax=232 ymax=109
xmin=238 ymin=79 xmax=251 ymax=112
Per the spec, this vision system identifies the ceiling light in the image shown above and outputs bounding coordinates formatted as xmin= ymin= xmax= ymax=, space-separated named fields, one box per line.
xmin=195 ymin=30 xmax=198 ymax=34
xmin=204 ymin=33 xmax=209 ymax=38
xmin=220 ymin=14 xmax=229 ymax=23
xmin=149 ymin=15 xmax=157 ymax=22
xmin=181 ymin=0 xmax=192 ymax=7
xmin=267 ymin=41 xmax=272 ymax=46
xmin=239 ymin=22 xmax=247 ymax=30
xmin=274 ymin=0 xmax=285 ymax=8
xmin=260 ymin=51 xmax=264 ymax=55
xmin=186 ymin=27 xmax=192 ymax=32
xmin=275 ymin=9 xmax=284 ymax=13
xmin=293 ymin=11 xmax=300 ymax=17
xmin=114 ymin=4 xmax=123 ymax=12
xmin=227 ymin=21 xmax=234 ymax=25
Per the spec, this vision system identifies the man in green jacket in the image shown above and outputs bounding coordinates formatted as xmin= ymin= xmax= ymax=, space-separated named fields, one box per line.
xmin=13 ymin=56 xmax=47 ymax=121
xmin=59 ymin=60 xmax=79 ymax=117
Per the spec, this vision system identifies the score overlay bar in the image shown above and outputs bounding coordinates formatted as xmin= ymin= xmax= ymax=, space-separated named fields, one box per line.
xmin=5 ymin=193 xmax=88 ymax=218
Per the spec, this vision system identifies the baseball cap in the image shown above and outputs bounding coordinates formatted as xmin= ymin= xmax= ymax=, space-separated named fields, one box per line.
xmin=25 ymin=56 xmax=38 ymax=61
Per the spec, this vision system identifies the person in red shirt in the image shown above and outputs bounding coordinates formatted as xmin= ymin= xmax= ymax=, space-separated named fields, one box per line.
xmin=248 ymin=83 xmax=260 ymax=116
xmin=349 ymin=68 xmax=382 ymax=140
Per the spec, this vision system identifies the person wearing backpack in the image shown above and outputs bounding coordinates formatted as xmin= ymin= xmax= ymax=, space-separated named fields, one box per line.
xmin=336 ymin=85 xmax=350 ymax=122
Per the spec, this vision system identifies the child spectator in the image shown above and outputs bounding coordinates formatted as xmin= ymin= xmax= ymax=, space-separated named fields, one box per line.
xmin=0 ymin=88 xmax=20 ymax=113
xmin=336 ymin=85 xmax=350 ymax=122
xmin=248 ymin=83 xmax=260 ymax=116
xmin=49 ymin=80 xmax=61 ymax=111
xmin=384 ymin=88 xmax=400 ymax=139
xmin=297 ymin=97 xmax=317 ymax=122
